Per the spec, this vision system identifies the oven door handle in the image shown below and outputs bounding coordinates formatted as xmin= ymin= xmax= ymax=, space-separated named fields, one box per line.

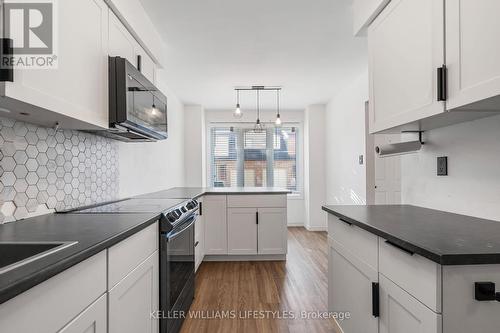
xmin=166 ymin=216 xmax=196 ymax=242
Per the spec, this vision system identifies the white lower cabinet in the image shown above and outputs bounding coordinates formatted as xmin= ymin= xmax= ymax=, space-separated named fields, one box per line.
xmin=379 ymin=274 xmax=442 ymax=333
xmin=227 ymin=208 xmax=258 ymax=255
xmin=328 ymin=239 xmax=378 ymax=333
xmin=257 ymin=208 xmax=287 ymax=255
xmin=58 ymin=294 xmax=107 ymax=333
xmin=195 ymin=196 xmax=205 ymax=271
xmin=203 ymin=195 xmax=228 ymax=255
xmin=108 ymin=250 xmax=159 ymax=333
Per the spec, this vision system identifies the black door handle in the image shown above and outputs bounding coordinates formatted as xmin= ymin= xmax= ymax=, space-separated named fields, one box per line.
xmin=385 ymin=240 xmax=414 ymax=256
xmin=372 ymin=282 xmax=379 ymax=317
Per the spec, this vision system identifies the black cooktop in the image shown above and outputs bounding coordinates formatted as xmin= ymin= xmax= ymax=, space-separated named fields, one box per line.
xmin=70 ymin=198 xmax=187 ymax=214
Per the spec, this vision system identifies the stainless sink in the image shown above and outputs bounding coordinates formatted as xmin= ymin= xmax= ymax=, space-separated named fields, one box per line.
xmin=0 ymin=241 xmax=78 ymax=274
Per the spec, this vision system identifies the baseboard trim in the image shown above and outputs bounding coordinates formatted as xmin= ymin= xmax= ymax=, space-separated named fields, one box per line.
xmin=204 ymin=254 xmax=287 ymax=262
xmin=305 ymin=226 xmax=327 ymax=232
xmin=287 ymin=222 xmax=304 ymax=227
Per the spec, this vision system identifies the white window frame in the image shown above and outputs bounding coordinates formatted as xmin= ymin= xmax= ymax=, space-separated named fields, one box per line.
xmin=206 ymin=122 xmax=304 ymax=199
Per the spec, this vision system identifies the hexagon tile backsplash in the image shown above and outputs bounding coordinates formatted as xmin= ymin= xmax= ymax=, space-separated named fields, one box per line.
xmin=0 ymin=116 xmax=119 ymax=223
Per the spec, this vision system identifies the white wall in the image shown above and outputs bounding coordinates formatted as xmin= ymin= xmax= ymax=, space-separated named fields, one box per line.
xmin=119 ymin=69 xmax=185 ymax=197
xmin=325 ymin=70 xmax=368 ymax=205
xmin=304 ymin=105 xmax=327 ymax=230
xmin=401 ymin=114 xmax=500 ymax=221
xmin=183 ymin=105 xmax=206 ymax=187
xmin=203 ymin=109 xmax=306 ymax=227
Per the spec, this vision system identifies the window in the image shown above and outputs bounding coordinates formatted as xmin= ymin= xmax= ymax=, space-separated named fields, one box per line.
xmin=209 ymin=126 xmax=300 ymax=194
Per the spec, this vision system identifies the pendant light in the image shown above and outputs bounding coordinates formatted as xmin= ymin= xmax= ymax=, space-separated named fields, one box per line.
xmin=275 ymin=89 xmax=282 ymax=128
xmin=233 ymin=89 xmax=243 ymax=119
xmin=254 ymin=89 xmax=265 ymax=132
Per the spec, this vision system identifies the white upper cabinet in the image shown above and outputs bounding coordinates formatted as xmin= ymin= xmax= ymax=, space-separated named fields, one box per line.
xmin=108 ymin=10 xmax=156 ymax=84
xmin=446 ymin=0 xmax=500 ymax=111
xmin=352 ymin=0 xmax=391 ymax=36
xmin=108 ymin=11 xmax=136 ymax=65
xmin=368 ymin=0 xmax=445 ymax=133
xmin=1 ymin=0 xmax=109 ymax=130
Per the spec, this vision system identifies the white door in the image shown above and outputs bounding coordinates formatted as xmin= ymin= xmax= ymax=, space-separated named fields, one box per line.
xmin=108 ymin=251 xmax=159 ymax=333
xmin=374 ymin=134 xmax=401 ymax=204
xmin=58 ymin=295 xmax=107 ymax=333
xmin=258 ymin=208 xmax=287 ymax=255
xmin=227 ymin=208 xmax=258 ymax=255
xmin=3 ymin=0 xmax=109 ymax=129
xmin=108 ymin=10 xmax=136 ymax=64
xmin=446 ymin=0 xmax=500 ymax=110
xmin=368 ymin=0 xmax=445 ymax=133
xmin=203 ymin=195 xmax=228 ymax=255
xmin=379 ymin=274 xmax=441 ymax=333
xmin=329 ymin=241 xmax=378 ymax=333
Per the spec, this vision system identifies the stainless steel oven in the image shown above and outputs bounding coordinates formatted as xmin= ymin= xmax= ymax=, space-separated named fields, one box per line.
xmin=160 ymin=204 xmax=198 ymax=333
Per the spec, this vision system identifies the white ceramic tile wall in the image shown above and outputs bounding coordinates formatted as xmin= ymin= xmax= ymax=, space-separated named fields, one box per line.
xmin=0 ymin=117 xmax=119 ymax=223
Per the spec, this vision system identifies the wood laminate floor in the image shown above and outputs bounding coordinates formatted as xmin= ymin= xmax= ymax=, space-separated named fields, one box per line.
xmin=180 ymin=227 xmax=342 ymax=333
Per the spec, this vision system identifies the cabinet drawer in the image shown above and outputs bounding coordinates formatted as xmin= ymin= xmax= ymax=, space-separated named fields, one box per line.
xmin=379 ymin=238 xmax=442 ymax=312
xmin=379 ymin=274 xmax=442 ymax=333
xmin=108 ymin=222 xmax=158 ymax=289
xmin=328 ymin=215 xmax=378 ymax=271
xmin=227 ymin=194 xmax=286 ymax=208
xmin=0 ymin=251 xmax=106 ymax=333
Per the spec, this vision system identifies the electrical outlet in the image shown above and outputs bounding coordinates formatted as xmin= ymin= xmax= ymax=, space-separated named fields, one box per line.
xmin=437 ymin=156 xmax=448 ymax=176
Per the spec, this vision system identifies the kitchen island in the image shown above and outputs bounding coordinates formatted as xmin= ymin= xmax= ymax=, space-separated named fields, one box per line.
xmin=323 ymin=204 xmax=500 ymax=333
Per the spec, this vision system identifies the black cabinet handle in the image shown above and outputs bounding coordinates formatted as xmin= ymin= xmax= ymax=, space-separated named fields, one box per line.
xmin=338 ymin=217 xmax=353 ymax=226
xmin=199 ymin=202 xmax=202 ymax=216
xmin=372 ymin=282 xmax=379 ymax=317
xmin=194 ymin=241 xmax=199 ymax=247
xmin=385 ymin=240 xmax=414 ymax=256
xmin=256 ymin=211 xmax=259 ymax=224
xmin=437 ymin=65 xmax=447 ymax=101
xmin=137 ymin=55 xmax=142 ymax=72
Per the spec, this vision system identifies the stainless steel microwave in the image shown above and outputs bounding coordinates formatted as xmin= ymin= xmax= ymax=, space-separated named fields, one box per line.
xmin=106 ymin=56 xmax=168 ymax=142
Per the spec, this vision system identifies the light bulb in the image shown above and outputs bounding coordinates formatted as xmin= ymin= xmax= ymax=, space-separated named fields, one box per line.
xmin=150 ymin=104 xmax=159 ymax=116
xmin=275 ymin=114 xmax=282 ymax=127
xmin=233 ymin=104 xmax=243 ymax=119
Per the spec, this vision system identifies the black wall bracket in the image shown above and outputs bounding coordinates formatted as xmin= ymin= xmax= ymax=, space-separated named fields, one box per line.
xmin=475 ymin=282 xmax=500 ymax=301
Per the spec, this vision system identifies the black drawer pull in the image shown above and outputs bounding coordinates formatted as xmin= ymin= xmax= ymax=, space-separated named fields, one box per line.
xmin=194 ymin=241 xmax=199 ymax=247
xmin=385 ymin=240 xmax=414 ymax=256
xmin=338 ymin=217 xmax=353 ymax=226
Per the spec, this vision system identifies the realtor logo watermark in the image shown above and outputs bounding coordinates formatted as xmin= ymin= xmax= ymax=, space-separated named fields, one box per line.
xmin=2 ymin=0 xmax=58 ymax=69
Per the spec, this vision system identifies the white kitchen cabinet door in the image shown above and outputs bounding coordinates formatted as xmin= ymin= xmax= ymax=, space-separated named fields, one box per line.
xmin=195 ymin=197 xmax=205 ymax=271
xmin=58 ymin=295 xmax=107 ymax=333
xmin=108 ymin=10 xmax=136 ymax=65
xmin=368 ymin=0 xmax=445 ymax=133
xmin=108 ymin=251 xmax=159 ymax=333
xmin=379 ymin=274 xmax=442 ymax=333
xmin=1 ymin=0 xmax=109 ymax=129
xmin=257 ymin=208 xmax=287 ymax=255
xmin=329 ymin=239 xmax=378 ymax=333
xmin=203 ymin=195 xmax=228 ymax=255
xmin=446 ymin=0 xmax=500 ymax=111
xmin=134 ymin=44 xmax=156 ymax=84
xmin=227 ymin=208 xmax=258 ymax=255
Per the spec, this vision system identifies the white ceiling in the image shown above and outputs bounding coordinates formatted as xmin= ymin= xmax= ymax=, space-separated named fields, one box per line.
xmin=139 ymin=0 xmax=367 ymax=111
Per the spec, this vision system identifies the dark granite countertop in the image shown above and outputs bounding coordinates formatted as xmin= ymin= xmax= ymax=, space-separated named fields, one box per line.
xmin=0 ymin=212 xmax=159 ymax=304
xmin=137 ymin=187 xmax=291 ymax=199
xmin=0 ymin=186 xmax=290 ymax=305
xmin=322 ymin=204 xmax=500 ymax=265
